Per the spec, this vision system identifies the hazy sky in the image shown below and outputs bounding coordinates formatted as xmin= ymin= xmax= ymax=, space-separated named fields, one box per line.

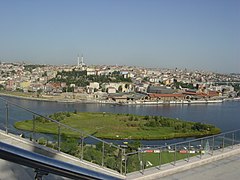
xmin=0 ymin=0 xmax=239 ymax=73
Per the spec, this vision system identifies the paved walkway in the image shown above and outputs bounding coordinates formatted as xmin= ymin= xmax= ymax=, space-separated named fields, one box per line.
xmin=161 ymin=154 xmax=240 ymax=180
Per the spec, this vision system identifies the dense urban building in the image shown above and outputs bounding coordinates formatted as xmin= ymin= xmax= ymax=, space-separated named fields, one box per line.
xmin=0 ymin=61 xmax=239 ymax=104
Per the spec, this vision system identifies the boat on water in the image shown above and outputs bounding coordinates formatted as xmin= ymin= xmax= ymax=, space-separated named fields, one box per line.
xmin=123 ymin=99 xmax=224 ymax=105
xmin=206 ymin=100 xmax=223 ymax=103
xmin=233 ymin=97 xmax=240 ymax=101
xmin=169 ymin=100 xmax=189 ymax=104
xmin=170 ymin=99 xmax=223 ymax=104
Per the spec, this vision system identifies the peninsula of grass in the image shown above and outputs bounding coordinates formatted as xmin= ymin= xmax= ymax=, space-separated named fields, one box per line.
xmin=14 ymin=112 xmax=221 ymax=140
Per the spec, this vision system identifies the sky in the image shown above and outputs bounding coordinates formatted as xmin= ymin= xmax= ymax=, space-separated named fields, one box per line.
xmin=0 ymin=0 xmax=239 ymax=73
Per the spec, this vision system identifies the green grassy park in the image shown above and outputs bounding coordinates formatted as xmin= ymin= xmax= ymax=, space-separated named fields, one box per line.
xmin=14 ymin=112 xmax=220 ymax=140
xmin=126 ymin=150 xmax=201 ymax=172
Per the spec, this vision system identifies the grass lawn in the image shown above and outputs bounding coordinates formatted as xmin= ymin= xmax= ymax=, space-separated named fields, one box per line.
xmin=126 ymin=150 xmax=200 ymax=173
xmin=14 ymin=112 xmax=221 ymax=140
xmin=143 ymin=151 xmax=198 ymax=166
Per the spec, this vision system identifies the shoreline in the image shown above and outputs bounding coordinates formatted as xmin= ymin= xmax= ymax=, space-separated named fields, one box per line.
xmin=0 ymin=92 xmax=59 ymax=102
xmin=100 ymin=133 xmax=220 ymax=140
xmin=0 ymin=92 xmax=239 ymax=105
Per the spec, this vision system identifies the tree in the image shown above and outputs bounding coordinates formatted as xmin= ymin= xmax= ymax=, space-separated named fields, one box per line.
xmin=83 ymin=146 xmax=102 ymax=165
xmin=144 ymin=115 xmax=150 ymax=120
xmin=37 ymin=89 xmax=43 ymax=97
xmin=118 ymin=85 xmax=123 ymax=92
xmin=42 ymin=71 xmax=47 ymax=77
xmin=60 ymin=135 xmax=79 ymax=156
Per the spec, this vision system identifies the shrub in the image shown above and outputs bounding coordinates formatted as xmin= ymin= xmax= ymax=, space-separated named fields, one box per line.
xmin=144 ymin=115 xmax=150 ymax=120
xmin=128 ymin=116 xmax=134 ymax=121
xmin=66 ymin=112 xmax=71 ymax=117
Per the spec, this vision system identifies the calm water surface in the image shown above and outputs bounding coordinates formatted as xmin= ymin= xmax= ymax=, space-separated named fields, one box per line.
xmin=0 ymin=96 xmax=239 ymax=145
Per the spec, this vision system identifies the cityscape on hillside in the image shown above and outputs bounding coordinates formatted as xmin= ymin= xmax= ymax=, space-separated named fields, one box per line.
xmin=0 ymin=1 xmax=240 ymax=179
xmin=0 ymin=57 xmax=239 ymax=104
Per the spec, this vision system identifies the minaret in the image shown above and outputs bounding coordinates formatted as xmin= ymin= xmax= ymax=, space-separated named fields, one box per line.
xmin=81 ymin=54 xmax=84 ymax=65
xmin=77 ymin=54 xmax=80 ymax=67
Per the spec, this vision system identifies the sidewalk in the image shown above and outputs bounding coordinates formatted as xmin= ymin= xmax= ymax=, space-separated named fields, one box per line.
xmin=160 ymin=154 xmax=240 ymax=180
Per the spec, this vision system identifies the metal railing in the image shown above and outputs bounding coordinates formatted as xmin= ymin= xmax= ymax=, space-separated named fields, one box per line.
xmin=124 ymin=129 xmax=240 ymax=174
xmin=0 ymin=97 xmax=125 ymax=177
xmin=1 ymin=96 xmax=240 ymax=177
xmin=0 ymin=141 xmax=122 ymax=180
